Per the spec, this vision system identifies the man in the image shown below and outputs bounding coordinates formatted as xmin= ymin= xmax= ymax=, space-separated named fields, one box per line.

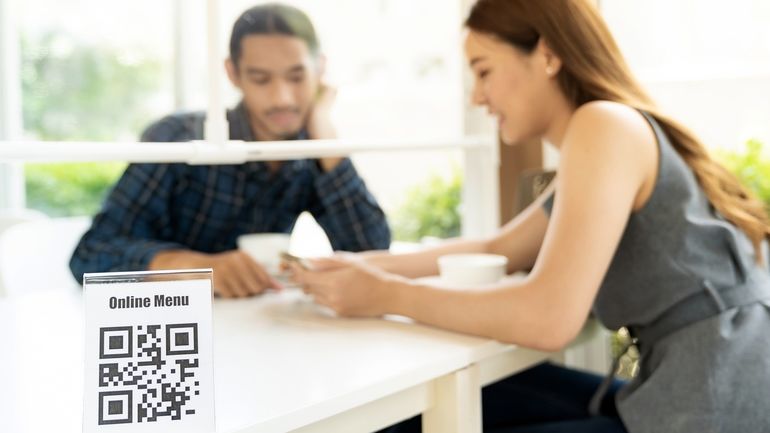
xmin=70 ymin=3 xmax=391 ymax=297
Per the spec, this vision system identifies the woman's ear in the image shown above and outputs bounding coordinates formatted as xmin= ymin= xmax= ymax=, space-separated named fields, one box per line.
xmin=536 ymin=38 xmax=562 ymax=77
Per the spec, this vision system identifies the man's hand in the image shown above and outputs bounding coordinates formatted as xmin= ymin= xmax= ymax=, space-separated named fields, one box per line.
xmin=307 ymin=83 xmax=343 ymax=172
xmin=149 ymin=249 xmax=282 ymax=298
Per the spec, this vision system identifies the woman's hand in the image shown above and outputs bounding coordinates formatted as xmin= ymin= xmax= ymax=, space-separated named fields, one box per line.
xmin=288 ymin=256 xmax=400 ymax=317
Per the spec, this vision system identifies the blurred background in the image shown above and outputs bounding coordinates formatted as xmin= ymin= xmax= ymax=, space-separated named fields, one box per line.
xmin=2 ymin=0 xmax=769 ymax=242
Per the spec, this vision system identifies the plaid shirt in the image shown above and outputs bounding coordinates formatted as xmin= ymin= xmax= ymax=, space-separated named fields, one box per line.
xmin=69 ymin=103 xmax=390 ymax=283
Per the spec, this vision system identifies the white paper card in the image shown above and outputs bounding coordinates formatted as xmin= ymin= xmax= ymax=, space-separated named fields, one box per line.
xmin=82 ymin=270 xmax=215 ymax=433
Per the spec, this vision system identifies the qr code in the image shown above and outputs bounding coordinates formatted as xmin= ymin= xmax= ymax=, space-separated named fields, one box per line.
xmin=97 ymin=323 xmax=200 ymax=425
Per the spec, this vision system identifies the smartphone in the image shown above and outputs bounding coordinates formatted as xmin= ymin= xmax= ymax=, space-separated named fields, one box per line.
xmin=280 ymin=251 xmax=312 ymax=270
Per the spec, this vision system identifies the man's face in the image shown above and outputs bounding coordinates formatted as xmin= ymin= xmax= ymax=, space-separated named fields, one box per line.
xmin=227 ymin=34 xmax=320 ymax=140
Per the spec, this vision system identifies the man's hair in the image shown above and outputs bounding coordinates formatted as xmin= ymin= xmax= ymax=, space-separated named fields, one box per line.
xmin=229 ymin=3 xmax=320 ymax=66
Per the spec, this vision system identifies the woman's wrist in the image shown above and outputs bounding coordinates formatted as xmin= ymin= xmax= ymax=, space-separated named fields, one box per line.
xmin=361 ymin=249 xmax=392 ymax=264
xmin=380 ymin=274 xmax=415 ymax=317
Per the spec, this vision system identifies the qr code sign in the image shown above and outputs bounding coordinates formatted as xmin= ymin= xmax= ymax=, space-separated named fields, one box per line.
xmin=97 ymin=323 xmax=200 ymax=425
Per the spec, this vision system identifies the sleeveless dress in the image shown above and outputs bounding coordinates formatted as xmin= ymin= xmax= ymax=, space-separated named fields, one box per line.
xmin=544 ymin=112 xmax=770 ymax=433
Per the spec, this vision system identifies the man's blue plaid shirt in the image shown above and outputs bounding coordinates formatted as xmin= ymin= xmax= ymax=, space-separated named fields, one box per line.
xmin=69 ymin=103 xmax=391 ymax=283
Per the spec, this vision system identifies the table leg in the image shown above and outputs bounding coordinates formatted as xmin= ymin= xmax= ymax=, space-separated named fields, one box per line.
xmin=422 ymin=365 xmax=482 ymax=433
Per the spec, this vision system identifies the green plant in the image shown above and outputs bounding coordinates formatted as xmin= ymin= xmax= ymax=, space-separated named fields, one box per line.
xmin=716 ymin=139 xmax=770 ymax=209
xmin=391 ymin=168 xmax=463 ymax=242
xmin=25 ymin=162 xmax=126 ymax=217
xmin=21 ymin=32 xmax=163 ymax=141
xmin=21 ymin=31 xmax=164 ymax=216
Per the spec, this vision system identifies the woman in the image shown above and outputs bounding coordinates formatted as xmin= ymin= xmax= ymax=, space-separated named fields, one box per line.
xmin=289 ymin=1 xmax=770 ymax=432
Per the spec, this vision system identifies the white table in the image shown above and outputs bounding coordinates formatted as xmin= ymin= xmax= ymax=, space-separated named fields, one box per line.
xmin=0 ymin=287 xmax=598 ymax=433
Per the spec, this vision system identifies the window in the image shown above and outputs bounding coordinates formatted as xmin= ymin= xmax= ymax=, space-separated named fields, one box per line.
xmin=601 ymin=0 xmax=770 ymax=151
xmin=5 ymin=0 xmax=497 ymax=239
xmin=180 ymin=0 xmax=470 ymax=240
xmin=19 ymin=0 xmax=174 ymax=215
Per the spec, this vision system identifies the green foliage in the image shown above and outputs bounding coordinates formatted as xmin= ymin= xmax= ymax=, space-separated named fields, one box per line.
xmin=21 ymin=32 xmax=163 ymax=141
xmin=25 ymin=162 xmax=126 ymax=217
xmin=716 ymin=139 xmax=770 ymax=209
xmin=391 ymin=168 xmax=463 ymax=242
xmin=21 ymin=31 xmax=164 ymax=216
xmin=388 ymin=139 xmax=770 ymax=244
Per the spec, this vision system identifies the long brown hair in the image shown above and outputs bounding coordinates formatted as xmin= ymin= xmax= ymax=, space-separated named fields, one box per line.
xmin=466 ymin=0 xmax=770 ymax=264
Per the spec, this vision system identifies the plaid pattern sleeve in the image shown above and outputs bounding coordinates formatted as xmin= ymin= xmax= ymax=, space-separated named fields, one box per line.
xmin=69 ymin=107 xmax=392 ymax=283
xmin=69 ymin=114 xmax=199 ymax=284
xmin=308 ymin=158 xmax=391 ymax=252
xmin=68 ymin=163 xmax=188 ymax=284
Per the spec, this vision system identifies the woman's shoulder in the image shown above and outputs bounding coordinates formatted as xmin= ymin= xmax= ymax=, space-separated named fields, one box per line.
xmin=564 ymin=101 xmax=656 ymax=156
xmin=569 ymin=101 xmax=651 ymax=136
xmin=562 ymin=100 xmax=660 ymax=211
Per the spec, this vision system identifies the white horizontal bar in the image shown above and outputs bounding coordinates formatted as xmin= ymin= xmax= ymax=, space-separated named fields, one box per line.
xmin=0 ymin=136 xmax=493 ymax=164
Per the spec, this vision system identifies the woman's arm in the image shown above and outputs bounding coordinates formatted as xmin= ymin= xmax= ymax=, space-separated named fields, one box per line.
xmin=360 ymin=187 xmax=553 ymax=278
xmin=370 ymin=103 xmax=658 ymax=350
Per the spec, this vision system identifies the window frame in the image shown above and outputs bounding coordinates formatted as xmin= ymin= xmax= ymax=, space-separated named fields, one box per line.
xmin=0 ymin=0 xmax=502 ymax=237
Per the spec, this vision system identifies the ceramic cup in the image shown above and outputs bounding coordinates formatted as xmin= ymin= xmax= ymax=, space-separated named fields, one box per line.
xmin=236 ymin=233 xmax=292 ymax=275
xmin=437 ymin=253 xmax=508 ymax=287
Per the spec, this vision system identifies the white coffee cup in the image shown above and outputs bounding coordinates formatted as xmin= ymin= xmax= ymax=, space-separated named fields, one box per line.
xmin=236 ymin=233 xmax=291 ymax=275
xmin=437 ymin=253 xmax=508 ymax=287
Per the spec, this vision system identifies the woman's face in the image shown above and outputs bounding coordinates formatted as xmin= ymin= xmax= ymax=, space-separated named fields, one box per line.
xmin=464 ymin=30 xmax=557 ymax=145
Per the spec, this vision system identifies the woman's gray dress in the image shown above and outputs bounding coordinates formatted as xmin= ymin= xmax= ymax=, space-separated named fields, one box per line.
xmin=544 ymin=112 xmax=770 ymax=433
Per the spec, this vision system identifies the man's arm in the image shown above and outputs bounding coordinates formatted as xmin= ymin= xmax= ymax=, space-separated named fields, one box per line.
xmin=71 ymin=113 xmax=281 ymax=297
xmin=70 ymin=114 xmax=198 ymax=284
xmin=303 ymin=84 xmax=390 ymax=251
xmin=307 ymin=84 xmax=345 ymax=172
xmin=308 ymin=159 xmax=391 ymax=252
xmin=148 ymin=249 xmax=281 ymax=297
xmin=69 ymin=163 xmax=188 ymax=283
